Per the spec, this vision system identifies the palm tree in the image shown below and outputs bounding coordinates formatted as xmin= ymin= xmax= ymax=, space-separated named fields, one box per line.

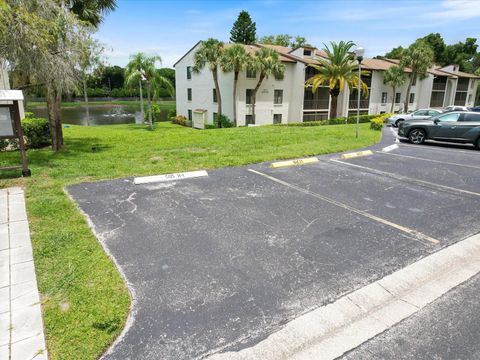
xmin=220 ymin=44 xmax=251 ymax=126
xmin=383 ymin=65 xmax=406 ymax=113
xmin=69 ymin=0 xmax=117 ymax=27
xmin=400 ymin=40 xmax=434 ymax=113
xmin=125 ymin=53 xmax=172 ymax=130
xmin=125 ymin=53 xmax=147 ymax=121
xmin=193 ymin=38 xmax=224 ymax=120
xmin=305 ymin=41 xmax=369 ymax=119
xmin=251 ymin=47 xmax=285 ymax=124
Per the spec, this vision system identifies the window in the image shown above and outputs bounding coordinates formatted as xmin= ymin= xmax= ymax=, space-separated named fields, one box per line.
xmin=213 ymin=112 xmax=217 ymax=121
xmin=381 ymin=92 xmax=387 ymax=104
xmin=188 ymin=109 xmax=192 ymax=121
xmin=213 ymin=88 xmax=217 ymax=103
xmin=412 ymin=76 xmax=416 ymax=86
xmin=245 ymin=115 xmax=253 ymax=124
xmin=246 ymin=89 xmax=253 ymax=104
xmin=413 ymin=110 xmax=428 ymax=116
xmin=187 ymin=88 xmax=192 ymax=101
xmin=273 ymin=114 xmax=282 ymax=124
xmin=461 ymin=113 xmax=480 ymax=122
xmin=395 ymin=93 xmax=401 ymax=103
xmin=187 ymin=66 xmax=192 ymax=80
xmin=246 ymin=68 xmax=256 ymax=79
xmin=303 ymin=49 xmax=312 ymax=56
xmin=437 ymin=113 xmax=460 ymax=122
xmin=409 ymin=93 xmax=415 ymax=104
xmin=274 ymin=89 xmax=283 ymax=105
xmin=428 ymin=110 xmax=440 ymax=116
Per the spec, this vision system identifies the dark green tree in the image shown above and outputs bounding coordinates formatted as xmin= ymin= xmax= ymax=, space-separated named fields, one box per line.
xmin=443 ymin=38 xmax=478 ymax=72
xmin=70 ymin=0 xmax=117 ymax=27
xmin=421 ymin=33 xmax=446 ymax=64
xmin=384 ymin=46 xmax=405 ymax=59
xmin=230 ymin=11 xmax=256 ymax=44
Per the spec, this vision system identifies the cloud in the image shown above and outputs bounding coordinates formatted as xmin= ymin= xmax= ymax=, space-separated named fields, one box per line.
xmin=424 ymin=0 xmax=480 ymax=20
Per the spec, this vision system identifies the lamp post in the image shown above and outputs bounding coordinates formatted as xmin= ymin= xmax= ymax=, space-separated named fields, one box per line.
xmin=355 ymin=47 xmax=364 ymax=138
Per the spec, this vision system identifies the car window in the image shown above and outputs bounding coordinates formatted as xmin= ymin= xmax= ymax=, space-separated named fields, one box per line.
xmin=460 ymin=113 xmax=480 ymax=122
xmin=428 ymin=110 xmax=440 ymax=116
xmin=413 ymin=110 xmax=428 ymax=116
xmin=437 ymin=113 xmax=461 ymax=122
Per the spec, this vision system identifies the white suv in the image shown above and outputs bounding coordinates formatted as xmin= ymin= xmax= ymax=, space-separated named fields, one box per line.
xmin=386 ymin=109 xmax=442 ymax=127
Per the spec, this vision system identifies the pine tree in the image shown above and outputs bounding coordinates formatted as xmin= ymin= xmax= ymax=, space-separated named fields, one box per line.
xmin=230 ymin=11 xmax=256 ymax=44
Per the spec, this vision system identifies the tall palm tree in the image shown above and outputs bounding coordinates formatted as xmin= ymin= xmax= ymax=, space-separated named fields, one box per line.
xmin=400 ymin=40 xmax=434 ymax=113
xmin=125 ymin=53 xmax=147 ymax=121
xmin=383 ymin=65 xmax=406 ymax=113
xmin=305 ymin=41 xmax=369 ymax=119
xmin=193 ymin=38 xmax=224 ymax=120
xmin=69 ymin=0 xmax=117 ymax=27
xmin=220 ymin=44 xmax=251 ymax=126
xmin=125 ymin=53 xmax=172 ymax=130
xmin=251 ymin=47 xmax=285 ymax=124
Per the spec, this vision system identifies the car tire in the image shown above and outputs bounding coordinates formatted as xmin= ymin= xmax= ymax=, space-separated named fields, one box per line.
xmin=475 ymin=137 xmax=480 ymax=150
xmin=395 ymin=119 xmax=404 ymax=127
xmin=408 ymin=128 xmax=426 ymax=144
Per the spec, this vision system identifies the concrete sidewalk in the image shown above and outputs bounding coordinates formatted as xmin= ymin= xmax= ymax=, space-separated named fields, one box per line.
xmin=0 ymin=187 xmax=47 ymax=360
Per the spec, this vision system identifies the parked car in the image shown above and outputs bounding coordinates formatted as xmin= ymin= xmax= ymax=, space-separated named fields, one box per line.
xmin=386 ymin=109 xmax=442 ymax=127
xmin=443 ymin=105 xmax=470 ymax=112
xmin=471 ymin=107 xmax=480 ymax=112
xmin=398 ymin=111 xmax=480 ymax=148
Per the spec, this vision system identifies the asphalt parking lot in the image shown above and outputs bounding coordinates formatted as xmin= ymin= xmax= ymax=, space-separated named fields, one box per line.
xmin=68 ymin=128 xmax=480 ymax=360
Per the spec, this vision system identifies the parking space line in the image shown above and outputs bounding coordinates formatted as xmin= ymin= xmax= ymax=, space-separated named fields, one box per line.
xmin=399 ymin=142 xmax=476 ymax=155
xmin=331 ymin=159 xmax=480 ymax=198
xmin=377 ymin=151 xmax=480 ymax=170
xmin=248 ymin=169 xmax=439 ymax=244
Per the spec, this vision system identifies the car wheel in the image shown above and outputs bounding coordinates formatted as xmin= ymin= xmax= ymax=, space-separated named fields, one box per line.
xmin=395 ymin=119 xmax=403 ymax=127
xmin=408 ymin=129 xmax=426 ymax=144
xmin=475 ymin=137 xmax=480 ymax=150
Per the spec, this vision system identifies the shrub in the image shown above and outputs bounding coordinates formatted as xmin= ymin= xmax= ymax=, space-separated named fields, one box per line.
xmin=204 ymin=124 xmax=217 ymax=129
xmin=24 ymin=112 xmax=34 ymax=119
xmin=145 ymin=104 xmax=161 ymax=121
xmin=214 ymin=114 xmax=233 ymax=128
xmin=0 ymin=139 xmax=8 ymax=151
xmin=171 ymin=115 xmax=191 ymax=127
xmin=22 ymin=117 xmax=51 ymax=148
xmin=370 ymin=117 xmax=384 ymax=131
xmin=168 ymin=108 xmax=176 ymax=119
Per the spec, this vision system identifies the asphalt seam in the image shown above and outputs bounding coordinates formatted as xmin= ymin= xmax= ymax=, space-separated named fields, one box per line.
xmin=206 ymin=233 xmax=480 ymax=360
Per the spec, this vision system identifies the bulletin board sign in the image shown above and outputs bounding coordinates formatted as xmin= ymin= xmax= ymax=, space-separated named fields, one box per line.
xmin=0 ymin=90 xmax=31 ymax=177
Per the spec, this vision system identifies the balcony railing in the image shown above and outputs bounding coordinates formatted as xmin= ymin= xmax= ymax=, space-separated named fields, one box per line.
xmin=303 ymin=99 xmax=329 ymax=110
xmin=456 ymin=84 xmax=469 ymax=91
xmin=348 ymin=99 xmax=370 ymax=109
xmin=430 ymin=99 xmax=444 ymax=108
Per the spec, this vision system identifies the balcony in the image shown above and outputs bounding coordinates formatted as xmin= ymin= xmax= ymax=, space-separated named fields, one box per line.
xmin=348 ymin=99 xmax=370 ymax=109
xmin=303 ymin=99 xmax=329 ymax=110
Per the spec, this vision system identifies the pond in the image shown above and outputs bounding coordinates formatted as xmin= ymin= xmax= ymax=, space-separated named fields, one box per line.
xmin=28 ymin=103 xmax=171 ymax=126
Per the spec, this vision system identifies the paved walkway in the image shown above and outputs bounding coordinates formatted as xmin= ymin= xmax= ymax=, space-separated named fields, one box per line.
xmin=0 ymin=187 xmax=47 ymax=360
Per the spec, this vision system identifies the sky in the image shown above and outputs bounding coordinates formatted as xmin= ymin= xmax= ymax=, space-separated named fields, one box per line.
xmin=95 ymin=0 xmax=480 ymax=68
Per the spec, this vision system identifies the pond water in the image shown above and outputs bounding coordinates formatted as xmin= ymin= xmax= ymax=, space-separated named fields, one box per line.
xmin=28 ymin=103 xmax=170 ymax=126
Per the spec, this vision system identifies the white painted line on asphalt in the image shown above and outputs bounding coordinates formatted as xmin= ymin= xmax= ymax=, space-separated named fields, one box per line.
xmin=248 ymin=169 xmax=439 ymax=244
xmin=399 ymin=142 xmax=476 ymax=155
xmin=377 ymin=151 xmax=480 ymax=170
xmin=381 ymin=144 xmax=399 ymax=153
xmin=390 ymin=126 xmax=400 ymax=143
xmin=331 ymin=159 xmax=480 ymax=198
xmin=206 ymin=232 xmax=480 ymax=360
xmin=134 ymin=170 xmax=208 ymax=185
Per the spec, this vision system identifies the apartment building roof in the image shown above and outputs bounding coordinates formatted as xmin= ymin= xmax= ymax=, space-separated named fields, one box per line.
xmin=433 ymin=66 xmax=480 ymax=79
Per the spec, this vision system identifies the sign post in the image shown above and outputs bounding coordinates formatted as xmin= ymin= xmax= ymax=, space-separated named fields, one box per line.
xmin=0 ymin=90 xmax=31 ymax=177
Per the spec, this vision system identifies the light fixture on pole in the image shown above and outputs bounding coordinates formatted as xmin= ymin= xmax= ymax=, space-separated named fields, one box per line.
xmin=354 ymin=47 xmax=364 ymax=139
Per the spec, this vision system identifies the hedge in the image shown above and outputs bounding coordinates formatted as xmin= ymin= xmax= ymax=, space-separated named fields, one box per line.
xmin=275 ymin=114 xmax=382 ymax=127
xmin=0 ymin=117 xmax=51 ymax=151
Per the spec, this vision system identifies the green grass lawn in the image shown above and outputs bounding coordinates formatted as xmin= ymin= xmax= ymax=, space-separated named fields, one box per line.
xmin=0 ymin=122 xmax=381 ymax=359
